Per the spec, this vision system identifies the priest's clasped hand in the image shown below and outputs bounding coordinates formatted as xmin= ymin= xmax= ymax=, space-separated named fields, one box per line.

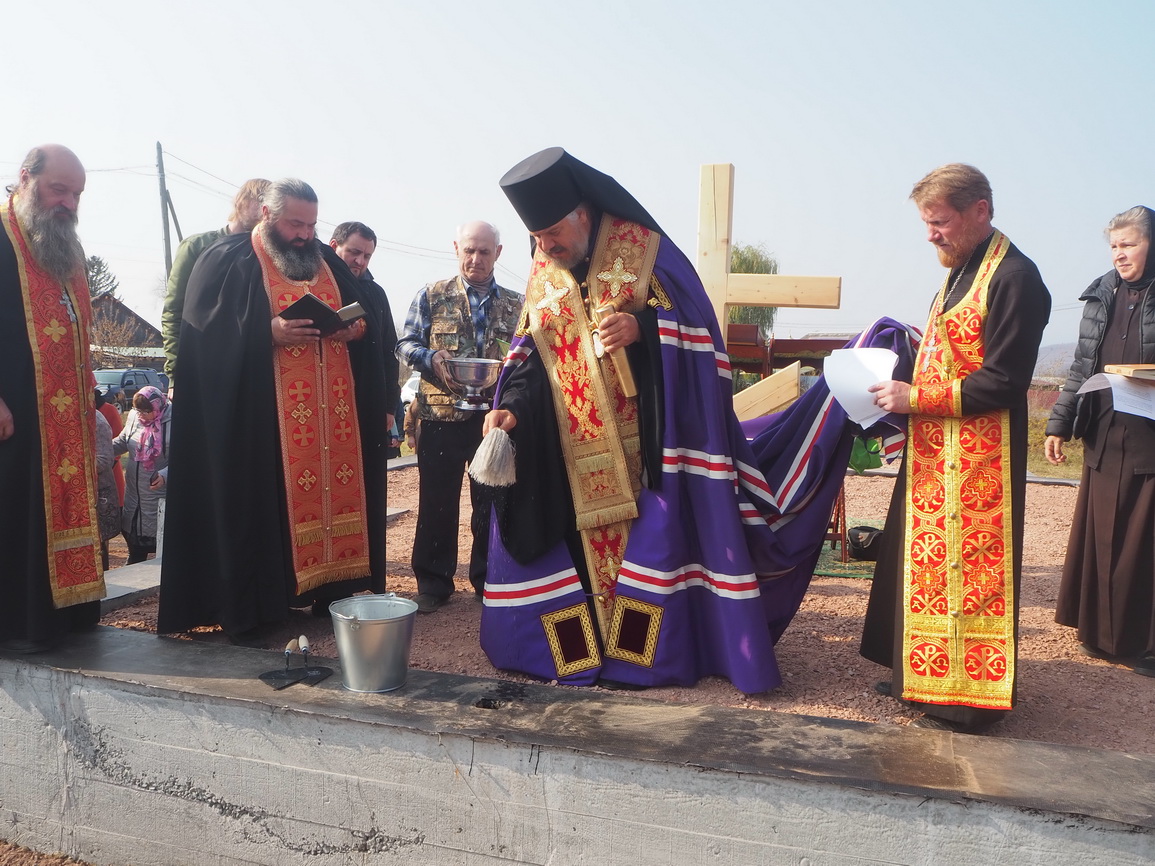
xmin=0 ymin=396 xmax=13 ymax=441
xmin=329 ymin=319 xmax=367 ymax=343
xmin=271 ymin=316 xmax=321 ymax=346
xmin=868 ymin=379 xmax=912 ymax=414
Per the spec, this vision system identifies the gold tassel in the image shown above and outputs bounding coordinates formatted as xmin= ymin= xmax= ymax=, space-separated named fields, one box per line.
xmin=574 ymin=501 xmax=639 ymax=532
xmin=331 ymin=515 xmax=364 ymax=538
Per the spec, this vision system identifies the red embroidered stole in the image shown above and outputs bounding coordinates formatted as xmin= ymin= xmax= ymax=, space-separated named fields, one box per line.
xmin=3 ymin=197 xmax=104 ymax=606
xmin=525 ymin=217 xmax=659 ymax=643
xmin=253 ymin=231 xmax=370 ymax=594
xmin=902 ymin=230 xmax=1015 ymax=710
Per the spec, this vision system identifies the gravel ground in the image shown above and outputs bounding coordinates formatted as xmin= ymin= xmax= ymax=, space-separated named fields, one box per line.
xmin=93 ymin=465 xmax=1155 ymax=755
xmin=7 ymin=466 xmax=1152 ymax=864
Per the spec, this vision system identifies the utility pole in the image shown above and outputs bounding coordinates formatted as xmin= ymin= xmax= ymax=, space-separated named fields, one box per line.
xmin=157 ymin=142 xmax=173 ymax=277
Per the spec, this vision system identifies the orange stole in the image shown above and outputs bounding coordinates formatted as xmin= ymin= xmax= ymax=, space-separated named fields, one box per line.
xmin=525 ymin=217 xmax=658 ymax=647
xmin=902 ymin=230 xmax=1015 ymax=710
xmin=3 ymin=198 xmax=104 ymax=607
xmin=253 ymin=231 xmax=370 ymax=594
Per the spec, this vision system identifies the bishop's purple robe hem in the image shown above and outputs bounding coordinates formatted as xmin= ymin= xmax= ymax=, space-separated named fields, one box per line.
xmin=481 ymin=232 xmax=916 ymax=693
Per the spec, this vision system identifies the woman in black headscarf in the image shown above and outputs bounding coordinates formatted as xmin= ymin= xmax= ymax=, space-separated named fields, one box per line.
xmin=1046 ymin=206 xmax=1155 ymax=675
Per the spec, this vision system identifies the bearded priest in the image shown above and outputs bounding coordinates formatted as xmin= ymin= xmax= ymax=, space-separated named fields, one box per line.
xmin=0 ymin=144 xmax=105 ymax=653
xmin=480 ymin=148 xmax=800 ymax=692
xmin=158 ymin=178 xmax=392 ymax=643
xmin=862 ymin=164 xmax=1051 ymax=733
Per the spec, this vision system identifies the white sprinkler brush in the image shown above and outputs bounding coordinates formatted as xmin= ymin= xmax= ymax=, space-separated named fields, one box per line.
xmin=469 ymin=427 xmax=516 ymax=487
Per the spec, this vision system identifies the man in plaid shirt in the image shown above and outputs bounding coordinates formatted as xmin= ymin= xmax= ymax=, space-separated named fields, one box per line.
xmin=395 ymin=221 xmax=523 ymax=612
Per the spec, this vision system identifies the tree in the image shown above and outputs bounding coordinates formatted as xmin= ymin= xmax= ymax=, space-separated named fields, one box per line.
xmin=89 ymin=307 xmax=139 ymax=369
xmin=727 ymin=242 xmax=778 ymax=331
xmin=86 ymin=255 xmax=120 ymax=300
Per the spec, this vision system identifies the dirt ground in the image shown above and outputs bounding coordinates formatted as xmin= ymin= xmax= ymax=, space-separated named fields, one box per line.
xmin=99 ymin=465 xmax=1153 ymax=752
xmin=5 ymin=466 xmax=1152 ymax=865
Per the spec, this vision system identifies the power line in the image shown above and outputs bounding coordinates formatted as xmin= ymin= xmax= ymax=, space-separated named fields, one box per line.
xmin=163 ymin=150 xmax=238 ymax=190
xmin=87 ymin=165 xmax=153 ymax=174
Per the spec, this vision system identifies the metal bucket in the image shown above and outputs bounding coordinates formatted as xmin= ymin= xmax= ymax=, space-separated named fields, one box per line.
xmin=329 ymin=593 xmax=418 ymax=692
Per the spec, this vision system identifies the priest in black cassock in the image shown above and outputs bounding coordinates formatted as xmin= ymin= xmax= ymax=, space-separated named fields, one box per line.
xmin=1 ymin=144 xmax=105 ymax=653
xmin=158 ymin=178 xmax=391 ymax=643
xmin=862 ymin=164 xmax=1050 ymax=732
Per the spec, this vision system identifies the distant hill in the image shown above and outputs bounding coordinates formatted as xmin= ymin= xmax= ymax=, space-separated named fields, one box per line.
xmin=1035 ymin=342 xmax=1076 ymax=378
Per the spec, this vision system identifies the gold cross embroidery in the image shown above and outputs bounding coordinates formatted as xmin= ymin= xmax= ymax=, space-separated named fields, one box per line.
xmin=42 ymin=318 xmax=67 ymax=343
xmin=536 ymin=280 xmax=568 ymax=316
xmin=49 ymin=389 xmax=74 ymax=414
xmin=56 ymin=458 xmax=79 ymax=483
xmin=596 ymin=257 xmax=638 ymax=299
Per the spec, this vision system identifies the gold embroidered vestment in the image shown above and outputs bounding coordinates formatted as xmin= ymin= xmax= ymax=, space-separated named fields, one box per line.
xmin=902 ymin=230 xmax=1015 ymax=710
xmin=3 ymin=198 xmax=104 ymax=607
xmin=254 ymin=229 xmax=370 ymax=594
xmin=525 ymin=217 xmax=660 ymax=652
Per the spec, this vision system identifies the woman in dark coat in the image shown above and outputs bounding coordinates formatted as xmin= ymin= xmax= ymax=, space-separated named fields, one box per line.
xmin=1045 ymin=206 xmax=1155 ymax=675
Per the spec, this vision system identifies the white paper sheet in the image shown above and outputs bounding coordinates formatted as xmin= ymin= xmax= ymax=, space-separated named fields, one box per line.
xmin=824 ymin=348 xmax=899 ymax=428
xmin=1076 ymin=373 xmax=1155 ymax=420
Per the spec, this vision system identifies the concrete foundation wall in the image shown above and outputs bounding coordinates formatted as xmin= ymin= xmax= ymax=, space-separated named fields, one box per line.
xmin=1 ymin=628 xmax=1153 ymax=865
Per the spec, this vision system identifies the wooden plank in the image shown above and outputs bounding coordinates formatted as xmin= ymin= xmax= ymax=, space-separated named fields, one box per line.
xmin=726 ymin=274 xmax=842 ymax=309
xmin=1104 ymin=364 xmax=1155 ymax=380
xmin=732 ymin=362 xmax=800 ymax=421
xmin=697 ymin=163 xmax=734 ymax=329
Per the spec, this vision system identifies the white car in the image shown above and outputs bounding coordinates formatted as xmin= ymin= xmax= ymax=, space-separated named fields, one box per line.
xmin=400 ymin=371 xmax=420 ymax=407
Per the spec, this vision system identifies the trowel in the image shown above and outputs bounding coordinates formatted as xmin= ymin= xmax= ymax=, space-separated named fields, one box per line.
xmin=258 ymin=639 xmax=309 ymax=690
xmin=296 ymin=635 xmax=334 ymax=686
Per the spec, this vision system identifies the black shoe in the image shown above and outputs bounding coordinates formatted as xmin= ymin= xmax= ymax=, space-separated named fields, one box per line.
xmin=225 ymin=624 xmax=274 ymax=648
xmin=909 ymin=714 xmax=992 ymax=734
xmin=414 ymin=593 xmax=448 ymax=614
xmin=1128 ymin=655 xmax=1155 ymax=677
xmin=0 ymin=637 xmax=59 ymax=654
xmin=874 ymin=680 xmax=911 ymax=705
xmin=1077 ymin=642 xmax=1116 ymax=660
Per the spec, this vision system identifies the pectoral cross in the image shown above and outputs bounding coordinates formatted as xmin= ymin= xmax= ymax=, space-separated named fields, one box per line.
xmin=59 ymin=286 xmax=77 ymax=323
xmin=920 ymin=331 xmax=938 ymax=372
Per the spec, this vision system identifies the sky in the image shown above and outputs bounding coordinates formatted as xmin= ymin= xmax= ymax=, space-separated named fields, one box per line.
xmin=7 ymin=0 xmax=1155 ymax=351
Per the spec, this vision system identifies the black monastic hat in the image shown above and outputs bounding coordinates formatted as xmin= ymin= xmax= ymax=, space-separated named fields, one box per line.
xmin=499 ymin=147 xmax=663 ymax=236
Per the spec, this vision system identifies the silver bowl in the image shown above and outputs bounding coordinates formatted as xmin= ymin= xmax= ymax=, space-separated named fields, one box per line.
xmin=442 ymin=357 xmax=502 ymax=410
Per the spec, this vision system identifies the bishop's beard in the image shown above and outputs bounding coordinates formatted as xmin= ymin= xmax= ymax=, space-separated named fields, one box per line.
xmin=13 ymin=186 xmax=85 ymax=284
xmin=259 ymin=221 xmax=321 ymax=281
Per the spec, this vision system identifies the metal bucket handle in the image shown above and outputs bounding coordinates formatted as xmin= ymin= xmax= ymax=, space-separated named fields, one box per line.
xmin=331 ymin=592 xmax=399 ymax=631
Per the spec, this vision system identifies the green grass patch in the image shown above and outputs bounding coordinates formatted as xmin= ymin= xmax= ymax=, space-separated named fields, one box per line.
xmin=1026 ymin=413 xmax=1082 ymax=480
xmin=813 ymin=519 xmax=882 ymax=579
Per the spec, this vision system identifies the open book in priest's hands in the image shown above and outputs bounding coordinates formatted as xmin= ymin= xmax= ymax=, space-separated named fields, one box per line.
xmin=277 ymin=294 xmax=365 ymax=337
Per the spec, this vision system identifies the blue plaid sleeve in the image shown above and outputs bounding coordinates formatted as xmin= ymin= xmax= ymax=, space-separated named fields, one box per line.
xmin=395 ymin=289 xmax=436 ymax=373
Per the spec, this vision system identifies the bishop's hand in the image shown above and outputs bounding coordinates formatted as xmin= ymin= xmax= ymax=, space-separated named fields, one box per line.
xmin=484 ymin=409 xmax=517 ymax=435
xmin=596 ymin=311 xmax=639 ymax=354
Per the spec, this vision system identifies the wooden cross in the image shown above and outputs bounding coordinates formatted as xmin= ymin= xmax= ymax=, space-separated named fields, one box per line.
xmin=696 ymin=164 xmax=842 ymax=419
